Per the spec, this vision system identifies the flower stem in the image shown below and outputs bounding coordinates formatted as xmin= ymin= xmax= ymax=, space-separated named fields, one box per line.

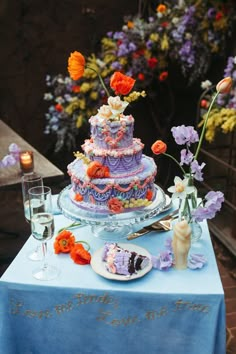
xmin=86 ymin=65 xmax=110 ymax=97
xmin=57 ymin=222 xmax=81 ymax=234
xmin=194 ymin=91 xmax=219 ymax=161
xmin=163 ymin=152 xmax=186 ymax=174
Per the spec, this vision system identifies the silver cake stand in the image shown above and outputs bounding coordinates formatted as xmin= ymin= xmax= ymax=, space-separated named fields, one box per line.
xmin=57 ymin=184 xmax=166 ymax=240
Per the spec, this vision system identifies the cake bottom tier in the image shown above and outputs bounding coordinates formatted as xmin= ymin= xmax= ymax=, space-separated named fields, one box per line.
xmin=69 ymin=155 xmax=157 ymax=214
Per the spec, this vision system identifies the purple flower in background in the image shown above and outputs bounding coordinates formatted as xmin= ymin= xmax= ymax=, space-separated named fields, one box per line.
xmin=190 ymin=160 xmax=206 ymax=181
xmin=111 ymin=61 xmax=123 ymax=70
xmin=1 ymin=154 xmax=16 ymax=167
xmin=180 ymin=149 xmax=193 ymax=166
xmin=171 ymin=125 xmax=199 ymax=146
xmin=207 ymin=8 xmax=216 ymax=18
xmin=117 ymin=44 xmax=129 ymax=57
xmin=8 ymin=143 xmax=21 ymax=161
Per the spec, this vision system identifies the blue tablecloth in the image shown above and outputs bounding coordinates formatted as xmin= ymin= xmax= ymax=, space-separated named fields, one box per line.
xmin=0 ymin=204 xmax=226 ymax=354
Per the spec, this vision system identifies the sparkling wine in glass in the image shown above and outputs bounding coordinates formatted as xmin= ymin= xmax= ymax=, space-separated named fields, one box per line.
xmin=29 ymin=186 xmax=59 ymax=281
xmin=21 ymin=173 xmax=44 ymax=261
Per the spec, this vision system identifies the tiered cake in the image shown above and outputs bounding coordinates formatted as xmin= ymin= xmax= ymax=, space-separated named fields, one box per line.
xmin=67 ymin=96 xmax=157 ymax=214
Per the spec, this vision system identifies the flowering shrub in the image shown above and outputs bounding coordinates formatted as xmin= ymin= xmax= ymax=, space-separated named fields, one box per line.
xmin=199 ymin=56 xmax=236 ymax=142
xmin=151 ymin=77 xmax=232 ymax=222
xmin=44 ymin=0 xmax=234 ymax=151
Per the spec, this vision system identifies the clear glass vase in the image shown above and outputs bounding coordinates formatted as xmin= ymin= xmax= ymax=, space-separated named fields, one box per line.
xmin=178 ymin=175 xmax=202 ymax=243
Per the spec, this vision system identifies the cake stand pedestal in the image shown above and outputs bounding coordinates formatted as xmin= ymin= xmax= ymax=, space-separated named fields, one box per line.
xmin=57 ymin=185 xmax=166 ymax=240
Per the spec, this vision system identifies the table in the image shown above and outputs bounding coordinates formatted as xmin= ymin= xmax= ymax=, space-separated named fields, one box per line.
xmin=0 ymin=205 xmax=226 ymax=354
xmin=0 ymin=120 xmax=64 ymax=188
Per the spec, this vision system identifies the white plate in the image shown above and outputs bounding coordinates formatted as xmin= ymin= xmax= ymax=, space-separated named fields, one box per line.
xmin=91 ymin=243 xmax=152 ymax=281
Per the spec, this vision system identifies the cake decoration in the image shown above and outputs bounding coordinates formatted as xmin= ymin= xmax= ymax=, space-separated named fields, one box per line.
xmin=66 ymin=51 xmax=157 ymax=214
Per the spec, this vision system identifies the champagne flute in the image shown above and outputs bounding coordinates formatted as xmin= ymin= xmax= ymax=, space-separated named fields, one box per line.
xmin=21 ymin=173 xmax=44 ymax=261
xmin=29 ymin=186 xmax=59 ymax=281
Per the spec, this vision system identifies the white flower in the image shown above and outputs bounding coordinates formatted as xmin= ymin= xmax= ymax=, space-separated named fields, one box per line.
xmin=57 ymin=77 xmax=65 ymax=84
xmin=233 ymin=56 xmax=236 ymax=64
xmin=44 ymin=93 xmax=53 ymax=101
xmin=97 ymin=105 xmax=113 ymax=119
xmin=55 ymin=96 xmax=65 ymax=104
xmin=167 ymin=176 xmax=195 ymax=200
xmin=107 ymin=96 xmax=128 ymax=115
xmin=201 ymin=80 xmax=212 ymax=90
xmin=96 ymin=59 xmax=106 ymax=68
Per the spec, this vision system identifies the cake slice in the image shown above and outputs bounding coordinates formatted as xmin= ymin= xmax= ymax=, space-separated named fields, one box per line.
xmin=102 ymin=242 xmax=150 ymax=276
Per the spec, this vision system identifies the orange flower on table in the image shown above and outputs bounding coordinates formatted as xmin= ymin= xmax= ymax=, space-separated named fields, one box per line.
xmin=54 ymin=230 xmax=75 ymax=254
xmin=110 ymin=72 xmax=135 ymax=96
xmin=146 ymin=189 xmax=153 ymax=201
xmin=87 ymin=161 xmax=110 ymax=179
xmin=151 ymin=140 xmax=167 ymax=155
xmin=74 ymin=193 xmax=83 ymax=202
xmin=70 ymin=243 xmax=91 ymax=265
xmin=108 ymin=198 xmax=124 ymax=213
xmin=68 ymin=51 xmax=85 ymax=81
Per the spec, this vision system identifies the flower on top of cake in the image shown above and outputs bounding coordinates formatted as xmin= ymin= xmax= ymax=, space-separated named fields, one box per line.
xmin=68 ymin=51 xmax=146 ymax=122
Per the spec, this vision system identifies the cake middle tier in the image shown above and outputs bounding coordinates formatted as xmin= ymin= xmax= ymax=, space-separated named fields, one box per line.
xmin=82 ymin=138 xmax=144 ymax=175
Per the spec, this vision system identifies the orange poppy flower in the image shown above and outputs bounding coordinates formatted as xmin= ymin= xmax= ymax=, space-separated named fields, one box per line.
xmin=72 ymin=85 xmax=81 ymax=93
xmin=74 ymin=193 xmax=83 ymax=202
xmin=146 ymin=189 xmax=153 ymax=201
xmin=68 ymin=51 xmax=85 ymax=81
xmin=87 ymin=161 xmax=110 ymax=179
xmin=55 ymin=103 xmax=63 ymax=112
xmin=54 ymin=230 xmax=75 ymax=254
xmin=151 ymin=140 xmax=167 ymax=155
xmin=110 ymin=72 xmax=135 ymax=96
xmin=70 ymin=243 xmax=91 ymax=265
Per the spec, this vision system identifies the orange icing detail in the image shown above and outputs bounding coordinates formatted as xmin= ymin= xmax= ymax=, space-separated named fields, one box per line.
xmin=74 ymin=193 xmax=83 ymax=202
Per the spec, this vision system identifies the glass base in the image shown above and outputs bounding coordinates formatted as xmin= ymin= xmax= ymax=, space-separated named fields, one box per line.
xmin=91 ymin=224 xmax=132 ymax=240
xmin=190 ymin=222 xmax=202 ymax=243
xmin=32 ymin=264 xmax=59 ymax=281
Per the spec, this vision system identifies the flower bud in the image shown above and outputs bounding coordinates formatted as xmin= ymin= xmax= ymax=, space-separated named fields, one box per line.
xmin=216 ymin=77 xmax=232 ymax=94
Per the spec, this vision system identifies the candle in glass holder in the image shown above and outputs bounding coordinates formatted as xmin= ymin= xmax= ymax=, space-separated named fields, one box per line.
xmin=19 ymin=151 xmax=34 ymax=174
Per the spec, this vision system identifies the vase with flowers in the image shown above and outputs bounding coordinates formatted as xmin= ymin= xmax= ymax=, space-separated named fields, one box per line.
xmin=151 ymin=77 xmax=232 ymax=242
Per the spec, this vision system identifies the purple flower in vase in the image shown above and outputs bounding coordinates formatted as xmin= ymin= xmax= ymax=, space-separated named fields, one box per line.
xmin=180 ymin=149 xmax=193 ymax=166
xmin=191 ymin=206 xmax=216 ymax=222
xmin=171 ymin=125 xmax=199 ymax=146
xmin=205 ymin=191 xmax=224 ymax=212
xmin=190 ymin=160 xmax=206 ymax=181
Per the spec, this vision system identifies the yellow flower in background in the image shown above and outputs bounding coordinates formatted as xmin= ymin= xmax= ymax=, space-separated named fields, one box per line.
xmin=90 ymin=91 xmax=98 ymax=100
xmin=161 ymin=34 xmax=169 ymax=51
xmin=65 ymin=100 xmax=80 ymax=115
xmin=76 ymin=115 xmax=84 ymax=129
xmin=80 ymin=82 xmax=90 ymax=93
xmin=150 ymin=33 xmax=159 ymax=42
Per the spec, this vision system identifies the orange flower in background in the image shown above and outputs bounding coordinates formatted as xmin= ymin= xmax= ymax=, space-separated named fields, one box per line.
xmin=68 ymin=51 xmax=85 ymax=81
xmin=156 ymin=4 xmax=167 ymax=13
xmin=108 ymin=198 xmax=124 ymax=213
xmin=74 ymin=193 xmax=83 ymax=202
xmin=55 ymin=103 xmax=63 ymax=112
xmin=54 ymin=230 xmax=75 ymax=254
xmin=110 ymin=72 xmax=135 ymax=96
xmin=146 ymin=189 xmax=153 ymax=201
xmin=127 ymin=21 xmax=134 ymax=29
xmin=151 ymin=140 xmax=167 ymax=155
xmin=87 ymin=161 xmax=110 ymax=179
xmin=216 ymin=76 xmax=232 ymax=94
xmin=70 ymin=243 xmax=91 ymax=265
xmin=72 ymin=85 xmax=81 ymax=93
xmin=138 ymin=73 xmax=145 ymax=81
xmin=159 ymin=71 xmax=168 ymax=81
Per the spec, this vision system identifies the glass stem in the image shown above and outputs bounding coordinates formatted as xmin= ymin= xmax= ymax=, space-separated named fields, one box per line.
xmin=42 ymin=242 xmax=48 ymax=270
